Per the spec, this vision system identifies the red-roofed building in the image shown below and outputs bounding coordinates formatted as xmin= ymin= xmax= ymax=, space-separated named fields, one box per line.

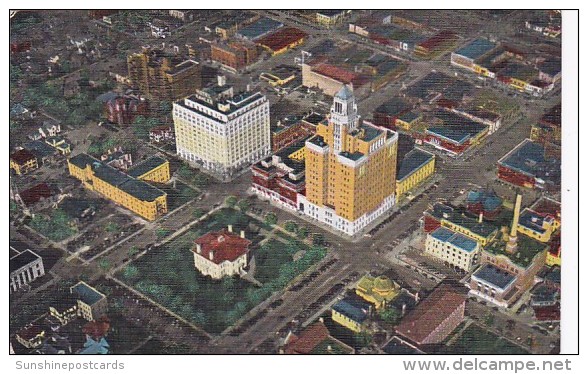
xmin=17 ymin=183 xmax=54 ymax=206
xmin=302 ymin=61 xmax=368 ymax=97
xmin=192 ymin=225 xmax=252 ymax=279
xmin=257 ymin=27 xmax=307 ymax=55
xmin=282 ymin=321 xmax=355 ymax=354
xmin=414 ymin=30 xmax=458 ymax=57
xmin=395 ymin=283 xmax=466 ymax=346
xmin=10 ymin=148 xmax=38 ymax=175
xmin=16 ymin=325 xmax=46 ymax=349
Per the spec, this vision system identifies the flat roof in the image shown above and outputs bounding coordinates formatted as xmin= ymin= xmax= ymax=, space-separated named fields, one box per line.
xmin=69 ymin=153 xmax=99 ymax=169
xmin=454 ymin=38 xmax=497 ymax=60
xmin=10 ymin=250 xmax=41 ymax=274
xmin=397 ymin=148 xmax=434 ymax=181
xmin=332 ymin=296 xmax=371 ymax=323
xmin=472 ymin=263 xmax=516 ymax=290
xmin=518 ymin=208 xmax=549 ymax=234
xmin=237 ymin=17 xmax=283 ymax=40
xmin=375 ymin=97 xmax=410 ymax=116
xmin=431 ymin=227 xmax=478 ymax=253
xmin=339 ymin=151 xmax=364 ymax=161
xmin=256 ymin=27 xmax=307 ymax=52
xmin=182 ymin=90 xmax=265 ymax=117
xmin=127 ymin=156 xmax=168 ymax=178
xmin=497 ymin=139 xmax=550 ymax=177
xmin=71 ymin=282 xmax=105 ymax=305
xmin=307 ymin=135 xmax=328 ymax=148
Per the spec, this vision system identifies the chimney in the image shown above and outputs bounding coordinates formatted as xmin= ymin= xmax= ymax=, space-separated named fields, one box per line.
xmin=209 ymin=250 xmax=214 ymax=261
xmin=478 ymin=212 xmax=484 ymax=223
xmin=240 ymin=230 xmax=245 ymax=239
xmin=506 ymin=192 xmax=523 ymax=254
xmin=196 ymin=243 xmax=201 ymax=254
xmin=319 ymin=317 xmax=324 ymax=323
xmin=228 ymin=224 xmax=233 ymax=233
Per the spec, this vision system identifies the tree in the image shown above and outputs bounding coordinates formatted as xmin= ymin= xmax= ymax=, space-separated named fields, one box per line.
xmin=297 ymin=226 xmax=309 ymax=239
xmin=224 ymin=195 xmax=237 ymax=208
xmin=193 ymin=208 xmax=205 ymax=218
xmin=105 ymin=222 xmax=120 ymax=233
xmin=237 ymin=199 xmax=251 ymax=213
xmin=264 ymin=212 xmax=278 ymax=226
xmin=378 ymin=307 xmax=401 ymax=325
xmin=311 ymin=233 xmax=325 ymax=246
xmin=484 ymin=312 xmax=495 ymax=327
xmin=284 ymin=221 xmax=298 ymax=233
xmin=156 ymin=228 xmax=170 ymax=239
xmin=128 ymin=246 xmax=139 ymax=257
xmin=98 ymin=259 xmax=111 ymax=271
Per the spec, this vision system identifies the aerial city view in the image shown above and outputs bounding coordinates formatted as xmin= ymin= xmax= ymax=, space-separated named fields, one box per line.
xmin=9 ymin=10 xmax=563 ymax=355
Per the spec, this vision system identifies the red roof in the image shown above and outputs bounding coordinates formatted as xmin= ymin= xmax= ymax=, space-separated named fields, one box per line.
xmin=533 ymin=305 xmax=560 ymax=321
xmin=395 ymin=284 xmax=466 ymax=344
xmin=17 ymin=325 xmax=44 ymax=340
xmin=284 ymin=322 xmax=330 ymax=354
xmin=311 ymin=63 xmax=357 ymax=84
xmin=10 ymin=148 xmax=36 ymax=165
xmin=83 ymin=317 xmax=111 ymax=341
xmin=257 ymin=27 xmax=307 ymax=52
xmin=193 ymin=229 xmax=251 ymax=264
xmin=19 ymin=183 xmax=53 ymax=206
xmin=417 ymin=30 xmax=457 ymax=50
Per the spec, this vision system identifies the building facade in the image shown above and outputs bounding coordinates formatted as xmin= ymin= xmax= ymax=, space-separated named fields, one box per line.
xmin=173 ymin=88 xmax=270 ymax=180
xmin=10 ymin=249 xmax=45 ymax=294
xmin=425 ymin=227 xmax=480 ymax=271
xmin=396 ymin=148 xmax=435 ymax=199
xmin=211 ymin=41 xmax=259 ymax=72
xmin=71 ymin=282 xmax=108 ymax=321
xmin=192 ymin=226 xmax=251 ymax=279
xmin=10 ymin=149 xmax=39 ymax=175
xmin=331 ymin=296 xmax=371 ymax=333
xmin=68 ymin=153 xmax=168 ymax=221
xmin=127 ymin=47 xmax=201 ymax=102
xmin=300 ymin=86 xmax=398 ymax=236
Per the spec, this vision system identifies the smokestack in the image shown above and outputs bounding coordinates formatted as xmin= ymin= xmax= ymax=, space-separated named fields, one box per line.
xmin=510 ymin=193 xmax=523 ymax=237
xmin=478 ymin=212 xmax=484 ymax=223
xmin=240 ymin=230 xmax=245 ymax=239
xmin=209 ymin=250 xmax=214 ymax=261
xmin=506 ymin=192 xmax=523 ymax=254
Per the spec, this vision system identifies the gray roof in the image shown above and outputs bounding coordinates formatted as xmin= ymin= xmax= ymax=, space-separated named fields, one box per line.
xmin=71 ymin=282 xmax=105 ymax=305
xmin=397 ymin=148 xmax=434 ymax=181
xmin=335 ymin=84 xmax=354 ymax=100
xmin=10 ymin=250 xmax=41 ymax=274
xmin=127 ymin=156 xmax=168 ymax=179
xmin=454 ymin=38 xmax=497 ymax=60
xmin=332 ymin=296 xmax=370 ymax=323
xmin=472 ymin=263 xmax=516 ymax=290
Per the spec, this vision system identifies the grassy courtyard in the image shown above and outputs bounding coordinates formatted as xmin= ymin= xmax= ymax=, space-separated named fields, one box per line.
xmin=118 ymin=208 xmax=326 ymax=334
xmin=444 ymin=323 xmax=529 ymax=354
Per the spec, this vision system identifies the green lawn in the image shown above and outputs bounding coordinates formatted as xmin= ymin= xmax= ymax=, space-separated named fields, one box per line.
xmin=445 ymin=323 xmax=529 ymax=354
xmin=117 ymin=209 xmax=326 ymax=334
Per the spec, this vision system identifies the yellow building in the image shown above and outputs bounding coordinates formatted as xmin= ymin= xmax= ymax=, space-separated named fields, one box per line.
xmin=517 ymin=208 xmax=560 ymax=243
xmin=45 ymin=136 xmax=71 ymax=155
xmin=300 ymin=85 xmax=398 ymax=235
xmin=71 ymin=281 xmax=108 ymax=322
xmin=10 ymin=149 xmax=38 ymax=175
xmin=316 ymin=10 xmax=347 ymax=27
xmin=127 ymin=156 xmax=171 ymax=183
xmin=395 ymin=111 xmax=422 ymax=131
xmin=396 ymin=148 xmax=435 ymax=199
xmin=68 ymin=153 xmax=168 ymax=221
xmin=332 ymin=296 xmax=371 ymax=333
xmin=355 ymin=275 xmax=400 ymax=309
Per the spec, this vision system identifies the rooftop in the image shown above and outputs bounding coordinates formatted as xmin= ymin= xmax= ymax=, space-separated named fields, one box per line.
xmin=498 ymin=62 xmax=537 ymax=83
xmin=311 ymin=63 xmax=357 ymax=85
xmin=19 ymin=183 xmax=54 ymax=206
xmin=397 ymin=148 xmax=434 ymax=182
xmin=182 ymin=90 xmax=265 ymax=118
xmin=339 ymin=151 xmax=364 ymax=161
xmin=430 ymin=227 xmax=478 ymax=253
xmin=467 ymin=189 xmax=503 ymax=212
xmin=316 ymin=10 xmax=345 ymax=17
xmin=307 ymin=135 xmax=328 ymax=148
xmin=256 ymin=27 xmax=307 ymax=52
xmin=332 ymin=296 xmax=371 ymax=324
xmin=71 ymin=282 xmax=105 ymax=306
xmin=454 ymin=38 xmax=497 ymax=60
xmin=472 ymin=263 xmax=516 ymax=290
xmin=127 ymin=156 xmax=168 ymax=179
xmin=237 ymin=17 xmax=283 ymax=40
xmin=498 ymin=139 xmax=560 ymax=181
xmin=193 ymin=229 xmax=252 ymax=264
xmin=10 ymin=249 xmax=41 ymax=274
xmin=375 ymin=97 xmax=411 ymax=116
xmin=167 ymin=60 xmax=199 ymax=76
xmin=539 ymin=57 xmax=561 ymax=77
xmin=383 ymin=336 xmax=424 ymax=355
xmin=485 ymin=234 xmax=547 ymax=268
xmin=398 ymin=111 xmax=420 ymax=123
xmin=303 ymin=112 xmax=326 ymax=125
xmin=395 ymin=284 xmax=466 ymax=344
xmin=10 ymin=148 xmax=36 ymax=164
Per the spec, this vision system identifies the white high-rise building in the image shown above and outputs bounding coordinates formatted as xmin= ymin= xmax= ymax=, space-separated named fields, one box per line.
xmin=173 ymin=86 xmax=270 ymax=180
